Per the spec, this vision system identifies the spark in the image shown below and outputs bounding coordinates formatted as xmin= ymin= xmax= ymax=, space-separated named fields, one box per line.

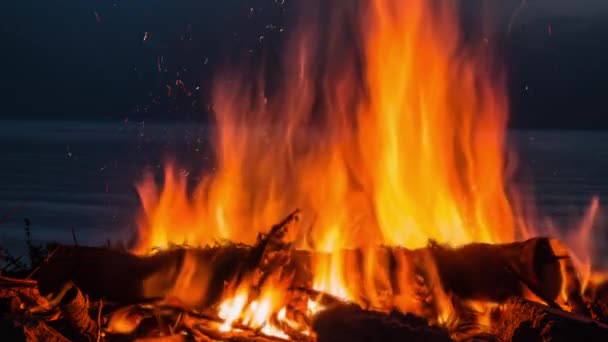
xmin=93 ymin=11 xmax=102 ymax=24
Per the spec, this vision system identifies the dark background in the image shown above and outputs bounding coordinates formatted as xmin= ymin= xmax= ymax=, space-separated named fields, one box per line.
xmin=1 ymin=0 xmax=607 ymax=129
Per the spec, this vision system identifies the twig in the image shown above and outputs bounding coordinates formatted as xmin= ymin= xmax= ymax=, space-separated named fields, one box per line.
xmin=26 ymin=245 xmax=61 ymax=279
xmin=0 ymin=274 xmax=37 ymax=287
xmin=172 ymin=311 xmax=183 ymax=333
xmin=252 ymin=209 xmax=300 ymax=259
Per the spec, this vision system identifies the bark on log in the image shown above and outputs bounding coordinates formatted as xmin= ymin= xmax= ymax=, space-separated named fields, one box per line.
xmin=493 ymin=298 xmax=608 ymax=342
xmin=36 ymin=238 xmax=569 ymax=309
xmin=312 ymin=304 xmax=452 ymax=342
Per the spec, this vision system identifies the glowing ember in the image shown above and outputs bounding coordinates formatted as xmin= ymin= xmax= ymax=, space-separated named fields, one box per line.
xmin=131 ymin=0 xmax=602 ymax=338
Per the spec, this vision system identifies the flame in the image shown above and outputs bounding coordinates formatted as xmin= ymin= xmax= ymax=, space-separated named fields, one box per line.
xmin=134 ymin=0 xmax=517 ymax=254
xmin=216 ymin=273 xmax=294 ymax=338
xmin=132 ymin=0 xmax=602 ymax=336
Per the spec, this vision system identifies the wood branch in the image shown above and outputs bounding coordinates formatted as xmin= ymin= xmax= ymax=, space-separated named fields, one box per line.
xmin=492 ymin=298 xmax=608 ymax=341
xmin=0 ymin=286 xmax=51 ymax=314
xmin=36 ymin=237 xmax=570 ymax=311
xmin=0 ymin=275 xmax=37 ymax=287
xmin=312 ymin=303 xmax=452 ymax=342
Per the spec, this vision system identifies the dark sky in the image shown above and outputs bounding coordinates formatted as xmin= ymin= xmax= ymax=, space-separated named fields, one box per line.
xmin=1 ymin=0 xmax=608 ymax=129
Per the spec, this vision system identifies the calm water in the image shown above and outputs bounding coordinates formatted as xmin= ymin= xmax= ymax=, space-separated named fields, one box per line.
xmin=0 ymin=120 xmax=607 ymax=255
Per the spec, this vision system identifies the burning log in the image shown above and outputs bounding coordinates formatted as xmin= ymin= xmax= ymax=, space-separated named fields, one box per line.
xmin=426 ymin=237 xmax=563 ymax=303
xmin=37 ymin=210 xmax=301 ymax=308
xmin=290 ymin=237 xmax=568 ymax=306
xmin=36 ymin=237 xmax=570 ymax=310
xmin=492 ymin=298 xmax=608 ymax=341
xmin=2 ymin=240 xmax=605 ymax=341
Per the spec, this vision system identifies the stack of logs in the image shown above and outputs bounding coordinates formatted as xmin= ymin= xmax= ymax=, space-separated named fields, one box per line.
xmin=2 ymin=210 xmax=608 ymax=341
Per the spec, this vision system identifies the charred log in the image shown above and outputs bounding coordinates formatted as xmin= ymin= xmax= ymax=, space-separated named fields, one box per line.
xmin=37 ymin=237 xmax=571 ymax=311
xmin=427 ymin=237 xmax=563 ymax=303
xmin=37 ymin=211 xmax=300 ymax=309
xmin=493 ymin=298 xmax=608 ymax=342
xmin=312 ymin=303 xmax=452 ymax=342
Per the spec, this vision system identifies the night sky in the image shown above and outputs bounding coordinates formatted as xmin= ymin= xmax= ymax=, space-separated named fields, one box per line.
xmin=1 ymin=0 xmax=608 ymax=129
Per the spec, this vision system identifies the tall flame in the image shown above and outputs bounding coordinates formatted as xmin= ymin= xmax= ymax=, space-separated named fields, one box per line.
xmin=132 ymin=0 xmax=601 ymax=332
xmin=135 ymin=0 xmax=518 ymax=254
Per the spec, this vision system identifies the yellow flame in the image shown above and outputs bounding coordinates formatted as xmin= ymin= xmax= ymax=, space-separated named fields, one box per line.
xmin=218 ymin=290 xmax=247 ymax=332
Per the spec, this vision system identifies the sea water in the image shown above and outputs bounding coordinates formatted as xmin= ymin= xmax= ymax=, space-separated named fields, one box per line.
xmin=0 ymin=120 xmax=606 ymax=257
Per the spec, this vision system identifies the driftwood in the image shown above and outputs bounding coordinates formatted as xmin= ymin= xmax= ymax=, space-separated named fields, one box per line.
xmin=493 ymin=298 xmax=608 ymax=341
xmin=36 ymin=237 xmax=570 ymax=311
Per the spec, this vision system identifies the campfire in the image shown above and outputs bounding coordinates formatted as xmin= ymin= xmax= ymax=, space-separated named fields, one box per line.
xmin=2 ymin=0 xmax=608 ymax=341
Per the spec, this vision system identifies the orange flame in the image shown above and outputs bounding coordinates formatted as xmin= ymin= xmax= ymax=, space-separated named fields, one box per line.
xmin=132 ymin=0 xmax=602 ymax=334
xmin=135 ymin=0 xmax=517 ymax=257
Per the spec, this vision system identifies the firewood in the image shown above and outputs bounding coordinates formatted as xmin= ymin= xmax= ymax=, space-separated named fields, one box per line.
xmin=37 ymin=211 xmax=301 ymax=309
xmin=288 ymin=237 xmax=567 ymax=306
xmin=492 ymin=298 xmax=608 ymax=341
xmin=0 ymin=275 xmax=37 ymax=288
xmin=312 ymin=303 xmax=452 ymax=342
xmin=427 ymin=237 xmax=563 ymax=303
xmin=36 ymin=237 xmax=570 ymax=312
